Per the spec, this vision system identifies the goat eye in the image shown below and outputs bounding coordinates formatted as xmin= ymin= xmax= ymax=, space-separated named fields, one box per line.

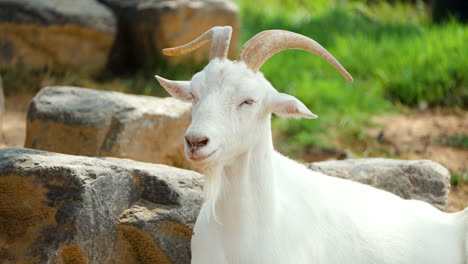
xmin=239 ymin=99 xmax=255 ymax=107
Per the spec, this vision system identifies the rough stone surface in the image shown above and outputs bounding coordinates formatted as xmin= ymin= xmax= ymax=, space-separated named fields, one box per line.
xmin=99 ymin=0 xmax=240 ymax=73
xmin=307 ymin=158 xmax=451 ymax=210
xmin=0 ymin=76 xmax=4 ymax=143
xmin=0 ymin=0 xmax=116 ymax=73
xmin=0 ymin=148 xmax=452 ymax=263
xmin=0 ymin=147 xmax=203 ymax=264
xmin=25 ymin=86 xmax=192 ymax=169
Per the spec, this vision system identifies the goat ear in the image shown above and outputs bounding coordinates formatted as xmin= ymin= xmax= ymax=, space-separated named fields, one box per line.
xmin=155 ymin=75 xmax=192 ymax=102
xmin=270 ymin=93 xmax=318 ymax=119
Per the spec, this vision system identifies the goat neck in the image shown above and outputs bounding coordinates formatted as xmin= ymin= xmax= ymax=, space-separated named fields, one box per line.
xmin=212 ymin=115 xmax=278 ymax=227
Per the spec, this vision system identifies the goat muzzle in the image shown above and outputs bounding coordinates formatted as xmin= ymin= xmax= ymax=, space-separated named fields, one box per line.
xmin=185 ymin=134 xmax=210 ymax=151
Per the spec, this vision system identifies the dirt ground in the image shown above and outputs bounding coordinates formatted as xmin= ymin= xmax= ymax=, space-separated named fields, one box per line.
xmin=371 ymin=112 xmax=468 ymax=173
xmin=1 ymin=95 xmax=466 ymax=211
xmin=370 ymin=112 xmax=468 ymax=212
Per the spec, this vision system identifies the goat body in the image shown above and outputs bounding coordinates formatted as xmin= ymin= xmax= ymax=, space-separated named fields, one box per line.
xmin=187 ymin=72 xmax=467 ymax=263
xmin=192 ymin=136 xmax=467 ymax=263
xmin=156 ymin=26 xmax=468 ymax=264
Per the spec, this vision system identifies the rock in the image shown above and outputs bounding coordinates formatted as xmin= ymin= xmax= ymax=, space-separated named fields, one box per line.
xmin=0 ymin=76 xmax=4 ymax=143
xmin=0 ymin=147 xmax=203 ymax=264
xmin=99 ymin=0 xmax=240 ymax=73
xmin=0 ymin=0 xmax=116 ymax=73
xmin=25 ymin=86 xmax=192 ymax=169
xmin=307 ymin=158 xmax=450 ymax=210
xmin=0 ymin=148 xmax=452 ymax=263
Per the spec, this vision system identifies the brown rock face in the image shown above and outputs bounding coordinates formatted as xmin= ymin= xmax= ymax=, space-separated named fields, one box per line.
xmin=155 ymin=0 xmax=240 ymax=65
xmin=0 ymin=0 xmax=116 ymax=74
xmin=0 ymin=0 xmax=240 ymax=73
xmin=58 ymin=244 xmax=89 ymax=264
xmin=0 ymin=175 xmax=57 ymax=263
xmin=101 ymin=0 xmax=240 ymax=73
xmin=0 ymin=147 xmax=203 ymax=264
xmin=25 ymin=86 xmax=192 ymax=169
xmin=118 ymin=225 xmax=173 ymax=264
xmin=0 ymin=76 xmax=4 ymax=143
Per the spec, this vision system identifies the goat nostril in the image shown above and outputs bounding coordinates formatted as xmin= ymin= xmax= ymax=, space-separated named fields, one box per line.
xmin=199 ymin=137 xmax=209 ymax=147
xmin=185 ymin=135 xmax=209 ymax=149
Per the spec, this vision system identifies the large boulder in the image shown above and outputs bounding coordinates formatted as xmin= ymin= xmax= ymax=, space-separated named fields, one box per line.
xmin=0 ymin=76 xmax=4 ymax=143
xmin=307 ymin=158 xmax=451 ymax=210
xmin=99 ymin=0 xmax=240 ymax=73
xmin=25 ymin=86 xmax=192 ymax=169
xmin=0 ymin=0 xmax=116 ymax=73
xmin=0 ymin=147 xmax=203 ymax=264
xmin=0 ymin=148 xmax=451 ymax=263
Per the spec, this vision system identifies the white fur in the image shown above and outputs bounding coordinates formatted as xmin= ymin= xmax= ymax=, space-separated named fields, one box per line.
xmin=157 ymin=59 xmax=468 ymax=264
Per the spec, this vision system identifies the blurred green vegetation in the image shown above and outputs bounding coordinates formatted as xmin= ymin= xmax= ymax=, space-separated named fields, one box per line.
xmin=235 ymin=0 xmax=468 ymax=157
xmin=2 ymin=0 xmax=467 ymax=160
xmin=439 ymin=133 xmax=468 ymax=149
xmin=451 ymin=172 xmax=468 ymax=187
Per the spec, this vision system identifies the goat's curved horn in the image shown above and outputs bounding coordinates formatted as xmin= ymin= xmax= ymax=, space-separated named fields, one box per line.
xmin=163 ymin=26 xmax=232 ymax=60
xmin=239 ymin=30 xmax=353 ymax=82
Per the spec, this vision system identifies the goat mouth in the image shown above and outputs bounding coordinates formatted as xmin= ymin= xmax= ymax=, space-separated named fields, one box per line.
xmin=189 ymin=149 xmax=218 ymax=162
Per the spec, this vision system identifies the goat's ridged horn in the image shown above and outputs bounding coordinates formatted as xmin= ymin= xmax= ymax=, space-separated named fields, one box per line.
xmin=163 ymin=26 xmax=233 ymax=60
xmin=239 ymin=30 xmax=353 ymax=82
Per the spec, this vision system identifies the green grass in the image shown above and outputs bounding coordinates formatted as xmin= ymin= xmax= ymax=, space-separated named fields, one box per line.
xmin=451 ymin=172 xmax=468 ymax=187
xmin=439 ymin=133 xmax=468 ymax=149
xmin=234 ymin=0 xmax=468 ymax=158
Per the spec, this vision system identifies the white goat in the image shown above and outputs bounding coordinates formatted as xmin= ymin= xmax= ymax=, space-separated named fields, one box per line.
xmin=156 ymin=26 xmax=467 ymax=264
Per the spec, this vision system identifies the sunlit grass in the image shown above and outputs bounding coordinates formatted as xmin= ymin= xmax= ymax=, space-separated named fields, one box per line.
xmin=234 ymin=0 xmax=468 ymax=158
